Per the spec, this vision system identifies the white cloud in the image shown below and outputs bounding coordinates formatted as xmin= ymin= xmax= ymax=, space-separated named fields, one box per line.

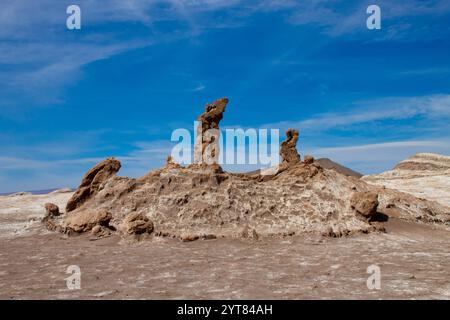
xmin=261 ymin=94 xmax=450 ymax=133
xmin=2 ymin=0 xmax=450 ymax=111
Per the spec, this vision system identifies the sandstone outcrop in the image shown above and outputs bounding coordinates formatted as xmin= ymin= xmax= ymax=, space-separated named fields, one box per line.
xmin=303 ymin=155 xmax=314 ymax=165
xmin=66 ymin=158 xmax=121 ymax=212
xmin=350 ymin=191 xmax=379 ymax=219
xmin=280 ymin=128 xmax=301 ymax=168
xmin=121 ymin=212 xmax=154 ymax=235
xmin=45 ymin=98 xmax=449 ymax=240
xmin=44 ymin=203 xmax=60 ymax=217
xmin=65 ymin=209 xmax=112 ymax=233
xmin=194 ymin=97 xmax=228 ymax=164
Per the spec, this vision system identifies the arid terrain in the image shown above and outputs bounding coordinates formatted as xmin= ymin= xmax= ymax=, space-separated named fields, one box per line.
xmin=363 ymin=153 xmax=450 ymax=208
xmin=1 ymin=183 xmax=449 ymax=299
xmin=1 ymin=99 xmax=449 ymax=300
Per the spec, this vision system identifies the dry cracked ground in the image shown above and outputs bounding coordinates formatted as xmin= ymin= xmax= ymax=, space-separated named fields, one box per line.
xmin=0 ymin=192 xmax=449 ymax=300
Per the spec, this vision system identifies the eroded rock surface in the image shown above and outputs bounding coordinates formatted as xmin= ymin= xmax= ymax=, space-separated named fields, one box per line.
xmin=194 ymin=97 xmax=228 ymax=164
xmin=121 ymin=212 xmax=154 ymax=235
xmin=44 ymin=99 xmax=449 ymax=240
xmin=65 ymin=209 xmax=112 ymax=233
xmin=44 ymin=203 xmax=60 ymax=218
xmin=280 ymin=128 xmax=301 ymax=168
xmin=350 ymin=191 xmax=379 ymax=219
xmin=66 ymin=158 xmax=121 ymax=212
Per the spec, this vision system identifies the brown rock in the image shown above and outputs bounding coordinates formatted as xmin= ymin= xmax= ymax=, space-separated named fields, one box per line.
xmin=65 ymin=209 xmax=112 ymax=233
xmin=66 ymin=158 xmax=121 ymax=212
xmin=280 ymin=128 xmax=301 ymax=167
xmin=91 ymin=225 xmax=102 ymax=235
xmin=165 ymin=155 xmax=182 ymax=169
xmin=303 ymin=155 xmax=314 ymax=164
xmin=194 ymin=97 xmax=228 ymax=164
xmin=121 ymin=212 xmax=153 ymax=235
xmin=350 ymin=191 xmax=379 ymax=218
xmin=44 ymin=203 xmax=60 ymax=217
xmin=181 ymin=234 xmax=200 ymax=242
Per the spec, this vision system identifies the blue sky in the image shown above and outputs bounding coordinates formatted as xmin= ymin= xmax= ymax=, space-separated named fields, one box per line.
xmin=1 ymin=0 xmax=450 ymax=193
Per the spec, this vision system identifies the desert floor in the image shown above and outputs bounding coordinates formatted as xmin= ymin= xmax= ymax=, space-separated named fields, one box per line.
xmin=0 ymin=192 xmax=449 ymax=299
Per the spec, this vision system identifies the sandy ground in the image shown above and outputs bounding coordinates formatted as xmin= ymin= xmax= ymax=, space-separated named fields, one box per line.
xmin=0 ymin=192 xmax=449 ymax=299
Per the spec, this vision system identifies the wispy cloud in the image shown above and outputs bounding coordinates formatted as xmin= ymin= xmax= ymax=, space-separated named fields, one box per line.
xmin=261 ymin=94 xmax=450 ymax=133
xmin=0 ymin=137 xmax=174 ymax=193
xmin=2 ymin=0 xmax=450 ymax=113
xmin=187 ymin=83 xmax=206 ymax=92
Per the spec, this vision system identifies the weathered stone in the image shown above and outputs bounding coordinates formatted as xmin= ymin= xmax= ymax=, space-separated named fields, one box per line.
xmin=280 ymin=128 xmax=301 ymax=167
xmin=65 ymin=209 xmax=112 ymax=233
xmin=121 ymin=212 xmax=153 ymax=235
xmin=44 ymin=203 xmax=60 ymax=217
xmin=194 ymin=97 xmax=228 ymax=164
xmin=165 ymin=155 xmax=182 ymax=169
xmin=50 ymin=97 xmax=449 ymax=240
xmin=66 ymin=158 xmax=121 ymax=212
xmin=303 ymin=155 xmax=314 ymax=164
xmin=350 ymin=191 xmax=379 ymax=218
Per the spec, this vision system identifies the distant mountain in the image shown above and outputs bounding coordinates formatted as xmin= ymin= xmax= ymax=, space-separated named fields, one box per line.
xmin=363 ymin=153 xmax=450 ymax=207
xmin=244 ymin=158 xmax=362 ymax=178
xmin=316 ymin=158 xmax=363 ymax=178
xmin=0 ymin=188 xmax=73 ymax=196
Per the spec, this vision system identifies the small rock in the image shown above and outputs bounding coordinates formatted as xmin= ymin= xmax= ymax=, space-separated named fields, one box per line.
xmin=350 ymin=191 xmax=379 ymax=219
xmin=44 ymin=203 xmax=60 ymax=217
xmin=303 ymin=155 xmax=314 ymax=164
xmin=121 ymin=212 xmax=153 ymax=235
xmin=65 ymin=209 xmax=112 ymax=233
xmin=181 ymin=234 xmax=200 ymax=242
xmin=91 ymin=225 xmax=102 ymax=235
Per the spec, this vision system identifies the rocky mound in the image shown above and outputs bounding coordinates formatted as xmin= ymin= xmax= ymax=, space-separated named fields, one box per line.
xmin=363 ymin=153 xmax=450 ymax=208
xmin=43 ymin=99 xmax=450 ymax=240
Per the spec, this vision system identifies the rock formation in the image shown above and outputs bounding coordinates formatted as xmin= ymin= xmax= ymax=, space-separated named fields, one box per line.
xmin=65 ymin=209 xmax=112 ymax=233
xmin=350 ymin=191 xmax=379 ymax=219
xmin=120 ymin=212 xmax=154 ymax=235
xmin=303 ymin=155 xmax=314 ymax=165
xmin=66 ymin=158 xmax=121 ymax=212
xmin=363 ymin=153 xmax=450 ymax=208
xmin=44 ymin=203 xmax=60 ymax=217
xmin=194 ymin=97 xmax=228 ymax=165
xmin=279 ymin=128 xmax=301 ymax=170
xmin=44 ymin=98 xmax=449 ymax=240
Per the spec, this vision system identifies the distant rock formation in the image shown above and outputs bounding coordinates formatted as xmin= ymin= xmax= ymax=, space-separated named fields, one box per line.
xmin=194 ymin=97 xmax=228 ymax=165
xmin=316 ymin=158 xmax=362 ymax=178
xmin=363 ymin=153 xmax=450 ymax=208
